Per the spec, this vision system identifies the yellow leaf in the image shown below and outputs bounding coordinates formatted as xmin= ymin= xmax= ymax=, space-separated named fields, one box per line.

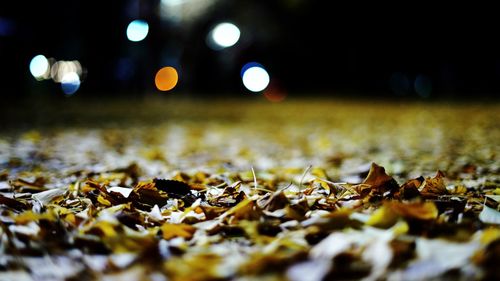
xmin=65 ymin=213 xmax=77 ymax=225
xmin=312 ymin=179 xmax=331 ymax=194
xmin=97 ymin=194 xmax=112 ymax=206
xmin=311 ymin=167 xmax=328 ymax=179
xmin=15 ymin=211 xmax=55 ymax=224
xmin=367 ymin=204 xmax=399 ymax=228
xmin=223 ymin=198 xmax=261 ymax=222
xmin=391 ymin=220 xmax=409 ymax=235
xmin=21 ymin=130 xmax=41 ymax=142
xmin=367 ymin=201 xmax=438 ymax=229
xmin=480 ymin=227 xmax=500 ymax=245
xmin=87 ymin=221 xmax=118 ymax=237
xmin=390 ymin=201 xmax=438 ymax=220
xmin=450 ymin=184 xmax=467 ymax=195
xmin=161 ymin=223 xmax=196 ymax=240
xmin=172 ymin=172 xmax=190 ymax=182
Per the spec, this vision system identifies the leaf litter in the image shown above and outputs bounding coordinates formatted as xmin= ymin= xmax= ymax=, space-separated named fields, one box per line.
xmin=0 ymin=100 xmax=499 ymax=281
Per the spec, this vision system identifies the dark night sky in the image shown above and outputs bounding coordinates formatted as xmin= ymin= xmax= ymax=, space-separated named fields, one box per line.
xmin=1 ymin=1 xmax=499 ymax=99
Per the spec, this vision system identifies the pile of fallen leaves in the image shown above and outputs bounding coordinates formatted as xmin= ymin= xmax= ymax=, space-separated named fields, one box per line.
xmin=1 ymin=162 xmax=499 ymax=280
xmin=0 ymin=100 xmax=499 ymax=280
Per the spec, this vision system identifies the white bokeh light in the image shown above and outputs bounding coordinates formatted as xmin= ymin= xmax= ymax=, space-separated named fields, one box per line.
xmin=242 ymin=65 xmax=270 ymax=92
xmin=126 ymin=20 xmax=149 ymax=42
xmin=29 ymin=54 xmax=49 ymax=80
xmin=209 ymin=22 xmax=240 ymax=49
xmin=51 ymin=60 xmax=82 ymax=83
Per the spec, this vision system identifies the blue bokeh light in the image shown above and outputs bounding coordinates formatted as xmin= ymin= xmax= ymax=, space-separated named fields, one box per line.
xmin=415 ymin=74 xmax=432 ymax=98
xmin=61 ymin=72 xmax=81 ymax=95
xmin=126 ymin=20 xmax=149 ymax=42
xmin=240 ymin=62 xmax=264 ymax=78
xmin=389 ymin=72 xmax=410 ymax=95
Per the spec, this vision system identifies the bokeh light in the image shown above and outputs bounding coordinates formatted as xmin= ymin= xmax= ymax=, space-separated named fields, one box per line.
xmin=155 ymin=66 xmax=179 ymax=91
xmin=51 ymin=60 xmax=83 ymax=83
xmin=240 ymin=62 xmax=262 ymax=77
xmin=208 ymin=22 xmax=240 ymax=50
xmin=415 ymin=74 xmax=432 ymax=98
xmin=241 ymin=63 xmax=270 ymax=92
xmin=0 ymin=17 xmax=15 ymax=36
xmin=126 ymin=20 xmax=149 ymax=42
xmin=60 ymin=72 xmax=80 ymax=95
xmin=264 ymin=82 xmax=287 ymax=102
xmin=389 ymin=72 xmax=410 ymax=95
xmin=29 ymin=55 xmax=84 ymax=94
xmin=115 ymin=57 xmax=135 ymax=81
xmin=160 ymin=0 xmax=216 ymax=24
xmin=29 ymin=55 xmax=50 ymax=80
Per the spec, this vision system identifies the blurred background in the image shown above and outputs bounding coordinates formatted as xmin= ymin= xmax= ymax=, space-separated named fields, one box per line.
xmin=1 ymin=0 xmax=499 ymax=101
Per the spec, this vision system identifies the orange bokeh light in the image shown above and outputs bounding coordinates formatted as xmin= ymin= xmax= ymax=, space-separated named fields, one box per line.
xmin=155 ymin=66 xmax=178 ymax=91
xmin=263 ymin=82 xmax=287 ymax=102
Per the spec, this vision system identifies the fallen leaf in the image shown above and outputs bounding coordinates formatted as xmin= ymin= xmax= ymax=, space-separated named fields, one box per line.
xmin=390 ymin=201 xmax=438 ymax=220
xmin=32 ymin=188 xmax=66 ymax=206
xmin=9 ymin=177 xmax=48 ymax=192
xmin=420 ymin=171 xmax=448 ymax=196
xmin=367 ymin=201 xmax=438 ymax=229
xmin=223 ymin=197 xmax=262 ymax=222
xmin=107 ymin=186 xmax=134 ymax=198
xmin=479 ymin=195 xmax=500 ymax=225
xmin=154 ymin=179 xmax=191 ymax=197
xmin=161 ymin=223 xmax=196 ymax=240
xmin=362 ymin=163 xmax=394 ymax=187
xmin=366 ymin=203 xmax=400 ymax=228
xmin=129 ymin=181 xmax=168 ymax=210
xmin=0 ymin=194 xmax=28 ymax=211
xmin=396 ymin=177 xmax=423 ymax=200
xmin=356 ymin=162 xmax=399 ymax=197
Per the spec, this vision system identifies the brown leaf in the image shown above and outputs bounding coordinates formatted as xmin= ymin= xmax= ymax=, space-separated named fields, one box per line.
xmin=153 ymin=179 xmax=191 ymax=197
xmin=129 ymin=181 xmax=168 ymax=210
xmin=476 ymin=238 xmax=500 ymax=281
xmin=84 ymin=180 xmax=128 ymax=207
xmin=199 ymin=205 xmax=228 ymax=220
xmin=389 ymin=238 xmax=416 ymax=268
xmin=260 ymin=190 xmax=289 ymax=211
xmin=420 ymin=171 xmax=448 ymax=196
xmin=116 ymin=208 xmax=146 ymax=230
xmin=0 ymin=194 xmax=28 ymax=211
xmin=362 ymin=163 xmax=393 ymax=187
xmin=10 ymin=177 xmax=48 ymax=193
xmin=154 ymin=179 xmax=196 ymax=207
xmin=356 ymin=163 xmax=399 ymax=197
xmin=111 ymin=162 xmax=141 ymax=182
xmin=395 ymin=177 xmax=423 ymax=200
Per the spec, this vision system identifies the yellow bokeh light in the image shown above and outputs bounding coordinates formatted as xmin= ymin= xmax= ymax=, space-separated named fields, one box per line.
xmin=155 ymin=66 xmax=179 ymax=91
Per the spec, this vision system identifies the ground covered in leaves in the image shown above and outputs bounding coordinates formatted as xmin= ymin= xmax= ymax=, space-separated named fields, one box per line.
xmin=0 ymin=99 xmax=499 ymax=281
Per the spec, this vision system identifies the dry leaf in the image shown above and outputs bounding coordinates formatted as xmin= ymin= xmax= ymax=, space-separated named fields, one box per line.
xmin=420 ymin=170 xmax=448 ymax=196
xmin=161 ymin=223 xmax=196 ymax=240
